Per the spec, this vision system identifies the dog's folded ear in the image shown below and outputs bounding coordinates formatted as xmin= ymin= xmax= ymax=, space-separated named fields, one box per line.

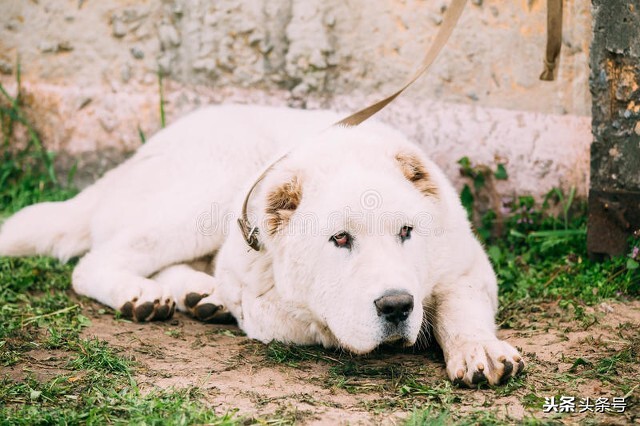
xmin=265 ymin=175 xmax=303 ymax=236
xmin=395 ymin=152 xmax=438 ymax=197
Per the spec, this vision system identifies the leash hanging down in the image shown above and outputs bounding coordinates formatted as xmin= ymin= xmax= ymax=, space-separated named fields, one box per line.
xmin=334 ymin=0 xmax=468 ymax=127
xmin=539 ymin=0 xmax=563 ymax=81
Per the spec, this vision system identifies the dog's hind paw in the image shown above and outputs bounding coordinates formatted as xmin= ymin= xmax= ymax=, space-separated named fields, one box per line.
xmin=184 ymin=292 xmax=234 ymax=323
xmin=120 ymin=297 xmax=176 ymax=322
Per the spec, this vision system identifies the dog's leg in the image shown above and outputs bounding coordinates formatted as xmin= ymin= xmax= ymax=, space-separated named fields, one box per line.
xmin=153 ymin=263 xmax=232 ymax=323
xmin=71 ymin=229 xmax=216 ymax=321
xmin=429 ymin=246 xmax=524 ymax=387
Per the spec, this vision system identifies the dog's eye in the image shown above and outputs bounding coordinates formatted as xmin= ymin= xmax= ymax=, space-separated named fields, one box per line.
xmin=399 ymin=225 xmax=413 ymax=242
xmin=331 ymin=231 xmax=352 ymax=249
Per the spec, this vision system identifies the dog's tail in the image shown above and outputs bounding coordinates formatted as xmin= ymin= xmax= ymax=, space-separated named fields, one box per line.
xmin=0 ymin=186 xmax=101 ymax=262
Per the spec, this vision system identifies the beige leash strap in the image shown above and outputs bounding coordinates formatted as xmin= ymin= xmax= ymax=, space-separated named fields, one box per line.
xmin=238 ymin=0 xmax=468 ymax=251
xmin=539 ymin=0 xmax=563 ymax=81
xmin=335 ymin=0 xmax=468 ymax=127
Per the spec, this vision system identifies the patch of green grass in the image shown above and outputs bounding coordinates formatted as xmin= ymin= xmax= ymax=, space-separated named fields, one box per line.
xmin=399 ymin=379 xmax=458 ymax=406
xmin=404 ymin=406 xmax=546 ymax=426
xmin=565 ymin=331 xmax=639 ymax=391
xmin=456 ymin=158 xmax=639 ymax=328
xmin=67 ymin=338 xmax=133 ymax=375
xmin=495 ymin=234 xmax=639 ymax=329
xmin=482 ymin=194 xmax=640 ymax=327
xmin=207 ymin=327 xmax=246 ymax=338
xmin=493 ymin=372 xmax=528 ymax=397
xmin=0 ymin=257 xmax=237 ymax=423
xmin=405 ymin=407 xmax=454 ymax=426
xmin=328 ymin=361 xmax=408 ymax=393
xmin=0 ymin=60 xmax=77 ymax=216
xmin=0 ymin=374 xmax=239 ymax=425
xmin=249 ymin=404 xmax=311 ymax=426
xmin=0 ymin=257 xmax=88 ymax=365
xmin=262 ymin=341 xmax=342 ymax=367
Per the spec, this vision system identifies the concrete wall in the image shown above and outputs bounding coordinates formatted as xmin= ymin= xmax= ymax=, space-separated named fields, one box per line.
xmin=0 ymin=0 xmax=592 ymax=195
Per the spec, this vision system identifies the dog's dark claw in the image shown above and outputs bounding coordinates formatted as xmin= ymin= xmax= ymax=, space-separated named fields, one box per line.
xmin=134 ymin=302 xmax=155 ymax=321
xmin=472 ymin=370 xmax=487 ymax=385
xmin=120 ymin=301 xmax=134 ymax=318
xmin=185 ymin=292 xmax=205 ymax=309
xmin=499 ymin=360 xmax=514 ymax=384
xmin=155 ymin=304 xmax=171 ymax=320
xmin=194 ymin=303 xmax=221 ymax=321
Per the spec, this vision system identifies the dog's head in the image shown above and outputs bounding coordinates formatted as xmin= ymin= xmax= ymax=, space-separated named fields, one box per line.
xmin=258 ymin=126 xmax=442 ymax=354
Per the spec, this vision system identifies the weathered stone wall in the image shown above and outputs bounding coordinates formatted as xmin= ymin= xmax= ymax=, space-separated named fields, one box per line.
xmin=0 ymin=0 xmax=592 ymax=195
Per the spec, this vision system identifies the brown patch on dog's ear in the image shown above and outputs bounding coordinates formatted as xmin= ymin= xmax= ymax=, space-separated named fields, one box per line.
xmin=265 ymin=176 xmax=303 ymax=236
xmin=395 ymin=152 xmax=438 ymax=197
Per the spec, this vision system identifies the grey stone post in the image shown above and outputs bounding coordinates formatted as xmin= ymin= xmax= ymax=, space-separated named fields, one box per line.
xmin=587 ymin=0 xmax=640 ymax=258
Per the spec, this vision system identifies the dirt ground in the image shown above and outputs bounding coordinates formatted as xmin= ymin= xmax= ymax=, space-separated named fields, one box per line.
xmin=7 ymin=299 xmax=640 ymax=425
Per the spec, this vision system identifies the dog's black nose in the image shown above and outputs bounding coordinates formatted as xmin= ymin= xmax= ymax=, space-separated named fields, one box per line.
xmin=374 ymin=291 xmax=414 ymax=325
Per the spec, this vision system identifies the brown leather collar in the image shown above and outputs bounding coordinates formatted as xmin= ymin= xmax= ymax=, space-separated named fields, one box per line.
xmin=237 ymin=153 xmax=288 ymax=251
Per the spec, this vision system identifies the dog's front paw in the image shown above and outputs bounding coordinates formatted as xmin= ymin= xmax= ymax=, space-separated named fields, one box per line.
xmin=446 ymin=338 xmax=524 ymax=387
xmin=120 ymin=296 xmax=176 ymax=322
xmin=184 ymin=292 xmax=233 ymax=323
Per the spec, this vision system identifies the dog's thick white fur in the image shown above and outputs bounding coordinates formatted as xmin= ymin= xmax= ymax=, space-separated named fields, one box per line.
xmin=0 ymin=105 xmax=523 ymax=386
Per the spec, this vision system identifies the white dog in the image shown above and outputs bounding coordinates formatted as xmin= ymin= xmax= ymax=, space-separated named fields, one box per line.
xmin=0 ymin=105 xmax=523 ymax=386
